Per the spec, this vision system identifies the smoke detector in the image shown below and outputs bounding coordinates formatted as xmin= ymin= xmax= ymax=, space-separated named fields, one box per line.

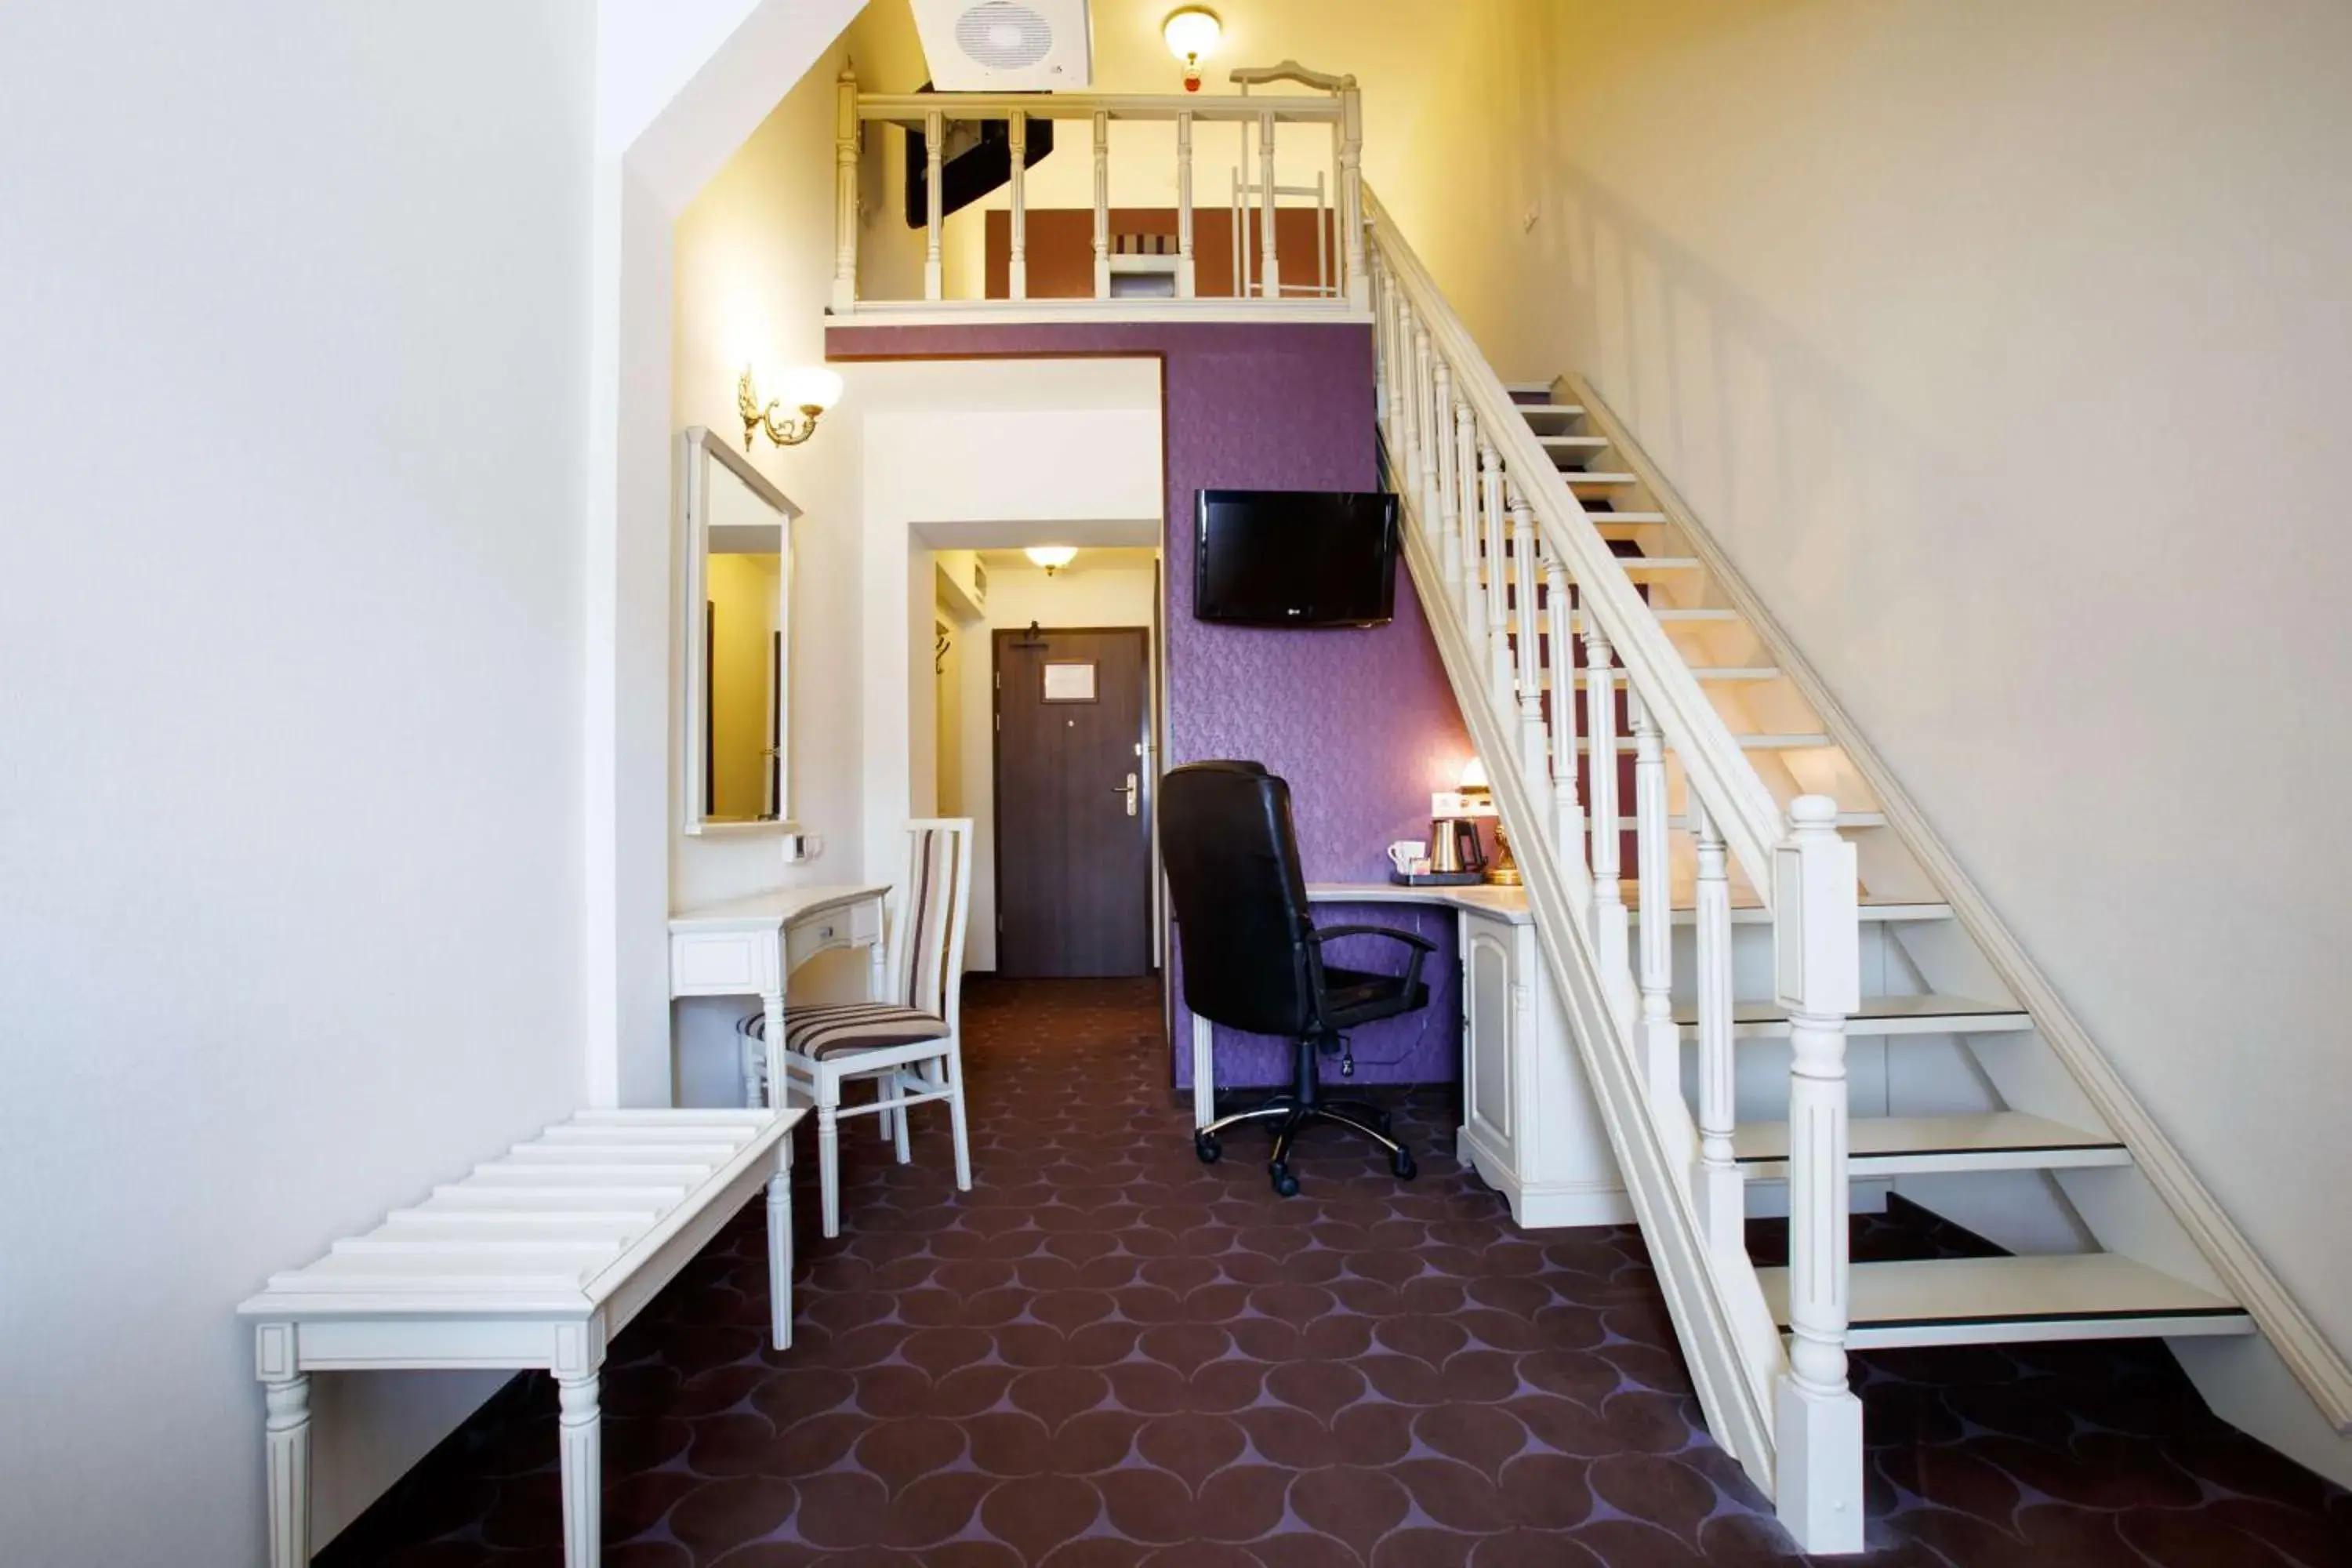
xmin=912 ymin=0 xmax=1094 ymax=91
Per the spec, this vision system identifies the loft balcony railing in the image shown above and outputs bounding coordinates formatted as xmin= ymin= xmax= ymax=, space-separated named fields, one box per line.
xmin=831 ymin=62 xmax=1368 ymax=318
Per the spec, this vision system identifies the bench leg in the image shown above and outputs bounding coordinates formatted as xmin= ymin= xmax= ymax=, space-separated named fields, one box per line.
xmin=263 ymin=1373 xmax=310 ymax=1568
xmin=768 ymin=1157 xmax=793 ymax=1351
xmin=557 ymin=1373 xmax=601 ymax=1567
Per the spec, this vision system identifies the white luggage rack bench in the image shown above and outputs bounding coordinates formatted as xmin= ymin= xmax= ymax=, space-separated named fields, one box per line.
xmin=237 ymin=1107 xmax=804 ymax=1568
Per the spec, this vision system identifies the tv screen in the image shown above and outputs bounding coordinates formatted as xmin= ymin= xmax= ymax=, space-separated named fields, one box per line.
xmin=1192 ymin=489 xmax=1399 ymax=628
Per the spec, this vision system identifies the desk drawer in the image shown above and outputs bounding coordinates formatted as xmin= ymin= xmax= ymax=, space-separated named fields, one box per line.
xmin=671 ymin=931 xmax=768 ymax=996
xmin=786 ymin=898 xmax=881 ymax=972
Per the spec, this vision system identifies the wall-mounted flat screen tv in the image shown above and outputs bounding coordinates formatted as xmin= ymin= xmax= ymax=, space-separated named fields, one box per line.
xmin=1192 ymin=489 xmax=1399 ymax=628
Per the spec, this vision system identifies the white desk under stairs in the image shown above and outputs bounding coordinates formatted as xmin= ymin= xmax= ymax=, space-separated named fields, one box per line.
xmin=237 ymin=1107 xmax=804 ymax=1567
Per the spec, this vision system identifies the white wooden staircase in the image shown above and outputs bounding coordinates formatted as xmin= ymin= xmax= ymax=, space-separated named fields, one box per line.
xmin=1358 ymin=190 xmax=2352 ymax=1552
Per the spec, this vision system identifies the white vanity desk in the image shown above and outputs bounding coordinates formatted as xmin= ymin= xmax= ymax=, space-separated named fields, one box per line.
xmin=1187 ymin=880 xmax=1628 ymax=1228
xmin=670 ymin=884 xmax=891 ymax=1106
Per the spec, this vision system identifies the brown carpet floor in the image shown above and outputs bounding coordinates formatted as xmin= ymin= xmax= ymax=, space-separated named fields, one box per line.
xmin=322 ymin=977 xmax=2350 ymax=1566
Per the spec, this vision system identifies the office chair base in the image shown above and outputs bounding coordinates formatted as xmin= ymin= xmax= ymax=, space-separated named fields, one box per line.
xmin=1196 ymin=1096 xmax=1416 ymax=1193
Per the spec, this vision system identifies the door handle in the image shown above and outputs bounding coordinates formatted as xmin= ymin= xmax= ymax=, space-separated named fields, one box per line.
xmin=1113 ymin=772 xmax=1138 ymax=817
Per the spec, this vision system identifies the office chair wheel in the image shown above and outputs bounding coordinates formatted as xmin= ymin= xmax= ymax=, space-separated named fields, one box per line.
xmin=1269 ymin=1163 xmax=1300 ymax=1198
xmin=1194 ymin=1131 xmax=1221 ymax=1165
xmin=1390 ymin=1147 xmax=1417 ymax=1181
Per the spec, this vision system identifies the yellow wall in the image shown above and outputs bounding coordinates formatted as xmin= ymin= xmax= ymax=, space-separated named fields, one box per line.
xmin=704 ymin=551 xmax=779 ymax=819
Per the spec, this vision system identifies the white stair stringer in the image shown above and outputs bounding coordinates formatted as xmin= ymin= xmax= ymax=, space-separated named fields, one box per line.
xmin=1392 ymin=492 xmax=1789 ymax=1502
xmin=1566 ymin=372 xmax=2352 ymax=1454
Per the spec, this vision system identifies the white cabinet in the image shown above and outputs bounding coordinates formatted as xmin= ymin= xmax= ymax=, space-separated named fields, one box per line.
xmin=1456 ymin=905 xmax=1631 ymax=1228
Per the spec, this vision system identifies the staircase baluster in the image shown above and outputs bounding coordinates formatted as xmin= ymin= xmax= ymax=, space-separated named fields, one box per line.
xmin=1466 ymin=441 xmax=1498 ymax=658
xmin=1583 ymin=616 xmax=1631 ymax=1001
xmin=1511 ymin=492 xmax=1545 ymax=791
xmin=1258 ymin=110 xmax=1280 ymax=298
xmin=1773 ymin=794 xmax=1864 ymax=1553
xmin=1414 ymin=328 xmax=1441 ymax=544
xmin=1435 ymin=364 xmax=1461 ymax=591
xmin=1484 ymin=460 xmax=1512 ymax=710
xmin=1691 ymin=797 xmax=1744 ymax=1259
xmin=1089 ymin=111 xmax=1109 ymax=299
xmin=924 ymin=107 xmax=946 ymax=301
xmin=1542 ymin=544 xmax=1584 ymax=873
xmin=833 ymin=70 xmax=859 ymax=314
xmin=1452 ymin=400 xmax=1480 ymax=621
xmin=1177 ymin=111 xmax=1196 ymax=299
xmin=1632 ymin=692 xmax=1678 ymax=1114
xmin=1396 ymin=302 xmax=1422 ymax=526
xmin=1010 ymin=111 xmax=1030 ymax=301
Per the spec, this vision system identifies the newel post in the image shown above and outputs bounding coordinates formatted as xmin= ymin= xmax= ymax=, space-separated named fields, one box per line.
xmin=1773 ymin=793 xmax=1864 ymax=1555
xmin=832 ymin=68 xmax=859 ymax=314
xmin=1340 ymin=77 xmax=1368 ymax=308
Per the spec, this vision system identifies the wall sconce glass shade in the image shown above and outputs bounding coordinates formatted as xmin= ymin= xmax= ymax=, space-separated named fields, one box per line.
xmin=739 ymin=365 xmax=844 ymax=450
xmin=1163 ymin=8 xmax=1221 ymax=91
xmin=1025 ymin=546 xmax=1079 ymax=575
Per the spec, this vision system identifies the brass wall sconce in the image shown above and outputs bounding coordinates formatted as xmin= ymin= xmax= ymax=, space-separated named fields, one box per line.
xmin=738 ymin=365 xmax=844 ymax=451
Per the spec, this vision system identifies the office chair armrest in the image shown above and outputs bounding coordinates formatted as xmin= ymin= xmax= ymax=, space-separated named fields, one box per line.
xmin=1305 ymin=924 xmax=1438 ymax=953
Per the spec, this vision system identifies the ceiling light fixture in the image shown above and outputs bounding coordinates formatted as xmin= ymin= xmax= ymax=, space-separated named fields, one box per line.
xmin=1162 ymin=8 xmax=1221 ymax=93
xmin=1025 ymin=546 xmax=1079 ymax=575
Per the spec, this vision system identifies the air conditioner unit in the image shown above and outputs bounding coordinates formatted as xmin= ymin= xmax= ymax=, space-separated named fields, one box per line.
xmin=910 ymin=0 xmax=1094 ymax=92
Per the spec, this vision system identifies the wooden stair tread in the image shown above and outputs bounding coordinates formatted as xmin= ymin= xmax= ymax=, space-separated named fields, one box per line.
xmin=1576 ymin=666 xmax=1780 ymax=683
xmin=1675 ymin=993 xmax=2032 ymax=1036
xmin=1756 ymin=1255 xmax=2251 ymax=1348
xmin=1733 ymin=1112 xmax=2131 ymax=1176
xmin=1635 ymin=900 xmax=1953 ymax=926
xmin=1579 ymin=733 xmax=1832 ymax=752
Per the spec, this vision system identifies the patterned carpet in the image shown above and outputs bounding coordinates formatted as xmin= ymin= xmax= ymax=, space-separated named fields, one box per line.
xmin=322 ymin=978 xmax=2351 ymax=1566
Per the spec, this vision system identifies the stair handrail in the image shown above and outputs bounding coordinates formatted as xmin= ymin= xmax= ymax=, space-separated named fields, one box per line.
xmin=1362 ymin=189 xmax=1780 ymax=884
xmin=1365 ymin=186 xmax=1869 ymax=1553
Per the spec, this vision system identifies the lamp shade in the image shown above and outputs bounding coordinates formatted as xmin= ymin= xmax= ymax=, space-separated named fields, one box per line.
xmin=1025 ymin=546 xmax=1079 ymax=570
xmin=1163 ymin=8 xmax=1221 ymax=64
xmin=1458 ymin=756 xmax=1490 ymax=791
xmin=776 ymin=365 xmax=844 ymax=412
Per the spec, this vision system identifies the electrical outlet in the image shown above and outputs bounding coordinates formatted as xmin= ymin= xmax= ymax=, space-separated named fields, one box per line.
xmin=781 ymin=833 xmax=824 ymax=863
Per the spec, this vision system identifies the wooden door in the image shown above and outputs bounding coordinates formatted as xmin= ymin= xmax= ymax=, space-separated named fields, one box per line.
xmin=994 ymin=626 xmax=1152 ymax=977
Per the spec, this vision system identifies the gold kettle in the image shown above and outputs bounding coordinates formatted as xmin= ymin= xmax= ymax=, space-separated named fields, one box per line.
xmin=1426 ymin=817 xmax=1486 ymax=876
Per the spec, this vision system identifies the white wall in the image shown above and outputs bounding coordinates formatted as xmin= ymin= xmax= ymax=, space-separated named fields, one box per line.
xmin=662 ymin=5 xmax=927 ymax=1105
xmin=0 ymin=2 xmax=594 ymax=1557
xmin=1378 ymin=0 xmax=2352 ymax=1453
xmin=853 ymin=361 xmax=1165 ymax=887
xmin=945 ymin=555 xmax=1163 ymax=970
xmin=585 ymin=0 xmax=869 ymax=1111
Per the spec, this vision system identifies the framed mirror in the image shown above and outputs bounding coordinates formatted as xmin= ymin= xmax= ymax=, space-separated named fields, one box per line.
xmin=679 ymin=426 xmax=799 ymax=835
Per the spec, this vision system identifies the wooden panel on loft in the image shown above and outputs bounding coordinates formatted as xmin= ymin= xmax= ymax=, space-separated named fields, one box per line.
xmin=984 ymin=207 xmax=1341 ymax=300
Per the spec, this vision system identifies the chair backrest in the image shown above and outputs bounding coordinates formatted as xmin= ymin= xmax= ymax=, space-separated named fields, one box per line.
xmin=1159 ymin=760 xmax=1319 ymax=1039
xmin=889 ymin=818 xmax=975 ymax=1029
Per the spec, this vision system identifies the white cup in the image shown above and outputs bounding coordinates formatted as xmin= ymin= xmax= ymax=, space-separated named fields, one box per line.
xmin=1388 ymin=840 xmax=1426 ymax=876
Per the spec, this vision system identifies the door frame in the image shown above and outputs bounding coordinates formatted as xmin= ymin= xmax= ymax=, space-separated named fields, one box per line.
xmin=990 ymin=624 xmax=1156 ymax=978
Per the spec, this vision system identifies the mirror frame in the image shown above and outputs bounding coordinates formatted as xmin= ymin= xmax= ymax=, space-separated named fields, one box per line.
xmin=678 ymin=426 xmax=800 ymax=837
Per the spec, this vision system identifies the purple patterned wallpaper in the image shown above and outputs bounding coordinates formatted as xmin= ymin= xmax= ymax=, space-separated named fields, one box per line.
xmin=829 ymin=321 xmax=1473 ymax=1089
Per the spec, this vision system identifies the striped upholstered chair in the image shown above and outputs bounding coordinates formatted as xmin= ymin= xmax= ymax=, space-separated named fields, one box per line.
xmin=775 ymin=818 xmax=974 ymax=1237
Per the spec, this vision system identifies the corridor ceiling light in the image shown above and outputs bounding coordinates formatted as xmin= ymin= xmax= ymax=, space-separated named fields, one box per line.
xmin=739 ymin=364 xmax=844 ymax=451
xmin=1025 ymin=546 xmax=1079 ymax=575
xmin=1163 ymin=8 xmax=1221 ymax=93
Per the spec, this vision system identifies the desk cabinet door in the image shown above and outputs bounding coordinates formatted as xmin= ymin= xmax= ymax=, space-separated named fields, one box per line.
xmin=1461 ymin=918 xmax=1518 ymax=1161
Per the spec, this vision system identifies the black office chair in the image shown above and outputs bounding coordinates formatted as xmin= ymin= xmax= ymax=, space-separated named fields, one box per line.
xmin=1161 ymin=760 xmax=1436 ymax=1196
